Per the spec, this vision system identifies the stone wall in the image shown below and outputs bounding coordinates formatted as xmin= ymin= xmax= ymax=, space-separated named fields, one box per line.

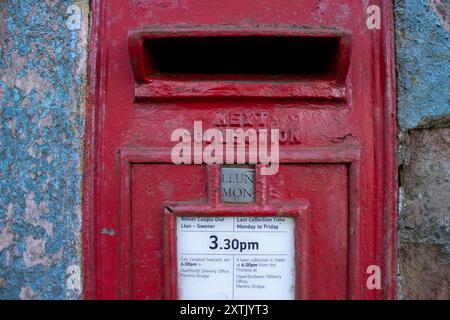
xmin=395 ymin=0 xmax=450 ymax=300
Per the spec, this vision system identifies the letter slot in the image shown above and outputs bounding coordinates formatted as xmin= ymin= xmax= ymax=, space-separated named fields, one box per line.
xmin=128 ymin=27 xmax=352 ymax=100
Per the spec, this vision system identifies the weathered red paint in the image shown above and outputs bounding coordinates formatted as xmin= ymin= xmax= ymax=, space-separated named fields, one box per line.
xmin=83 ymin=0 xmax=397 ymax=300
xmin=128 ymin=27 xmax=352 ymax=100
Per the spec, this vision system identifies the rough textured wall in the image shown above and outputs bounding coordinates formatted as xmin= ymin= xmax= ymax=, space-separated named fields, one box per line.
xmin=0 ymin=0 xmax=89 ymax=299
xmin=395 ymin=0 xmax=450 ymax=129
xmin=395 ymin=0 xmax=450 ymax=299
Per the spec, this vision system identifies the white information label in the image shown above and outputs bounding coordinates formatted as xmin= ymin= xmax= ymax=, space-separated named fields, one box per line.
xmin=177 ymin=217 xmax=296 ymax=300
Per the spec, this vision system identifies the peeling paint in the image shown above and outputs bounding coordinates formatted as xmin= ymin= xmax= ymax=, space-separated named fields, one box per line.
xmin=395 ymin=0 xmax=450 ymax=129
xmin=19 ymin=286 xmax=40 ymax=300
xmin=429 ymin=0 xmax=450 ymax=32
xmin=66 ymin=265 xmax=81 ymax=299
xmin=0 ymin=0 xmax=89 ymax=300
xmin=101 ymin=228 xmax=116 ymax=237
xmin=23 ymin=236 xmax=62 ymax=268
xmin=0 ymin=204 xmax=14 ymax=252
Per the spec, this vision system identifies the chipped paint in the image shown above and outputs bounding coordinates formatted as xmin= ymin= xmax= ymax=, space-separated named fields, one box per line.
xmin=395 ymin=0 xmax=450 ymax=130
xmin=19 ymin=286 xmax=40 ymax=300
xmin=429 ymin=0 xmax=450 ymax=32
xmin=66 ymin=265 xmax=81 ymax=298
xmin=0 ymin=0 xmax=89 ymax=299
xmin=101 ymin=228 xmax=116 ymax=237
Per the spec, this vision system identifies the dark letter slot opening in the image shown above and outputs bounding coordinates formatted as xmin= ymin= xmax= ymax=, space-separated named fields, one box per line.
xmin=144 ymin=36 xmax=341 ymax=81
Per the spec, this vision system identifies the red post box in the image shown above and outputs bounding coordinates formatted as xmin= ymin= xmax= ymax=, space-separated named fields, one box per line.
xmin=83 ymin=0 xmax=397 ymax=300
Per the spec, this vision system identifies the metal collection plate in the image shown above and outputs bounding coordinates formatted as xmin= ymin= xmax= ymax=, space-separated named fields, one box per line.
xmin=221 ymin=167 xmax=255 ymax=203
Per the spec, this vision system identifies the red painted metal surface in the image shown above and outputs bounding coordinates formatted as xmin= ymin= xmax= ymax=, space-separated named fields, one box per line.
xmin=83 ymin=0 xmax=397 ymax=300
